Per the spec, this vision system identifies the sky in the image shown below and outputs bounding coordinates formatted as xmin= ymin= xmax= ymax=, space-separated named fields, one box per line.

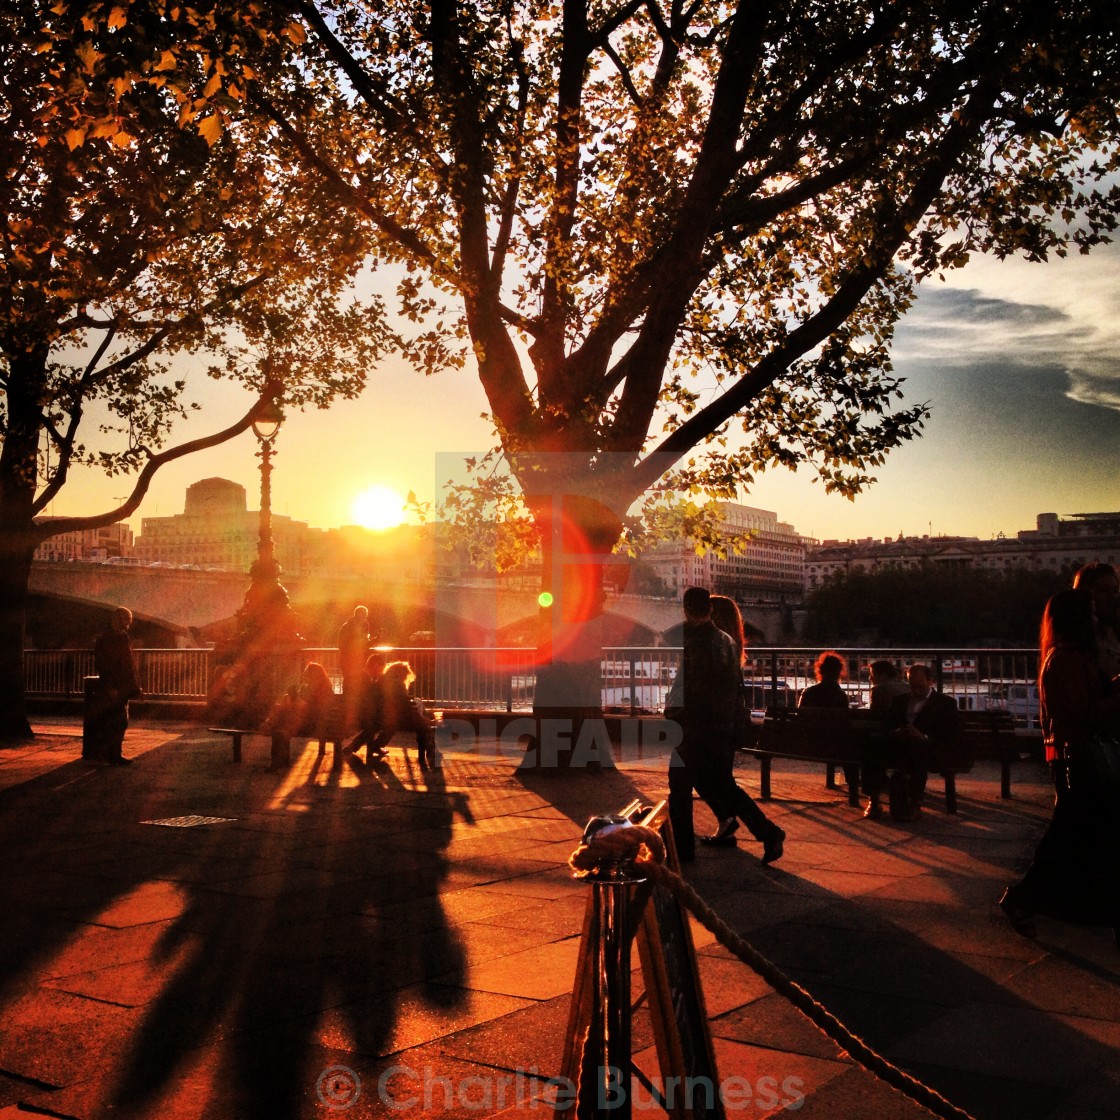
xmin=48 ymin=240 xmax=1120 ymax=547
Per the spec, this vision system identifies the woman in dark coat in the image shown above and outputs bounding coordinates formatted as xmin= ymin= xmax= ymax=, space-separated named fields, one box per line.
xmin=999 ymin=589 xmax=1120 ymax=941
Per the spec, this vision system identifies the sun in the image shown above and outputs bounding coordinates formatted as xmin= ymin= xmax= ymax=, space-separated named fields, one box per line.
xmin=351 ymin=485 xmax=407 ymax=531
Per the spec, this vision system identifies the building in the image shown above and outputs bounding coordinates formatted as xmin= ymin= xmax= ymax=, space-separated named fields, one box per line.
xmin=33 ymin=518 xmax=134 ymax=562
xmin=133 ymin=478 xmax=474 ymax=582
xmin=642 ymin=503 xmax=807 ymax=602
xmin=134 ymin=478 xmax=314 ymax=574
xmin=804 ymin=511 xmax=1120 ymax=590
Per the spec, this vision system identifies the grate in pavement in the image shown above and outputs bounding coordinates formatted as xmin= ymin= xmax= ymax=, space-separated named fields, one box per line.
xmin=140 ymin=815 xmax=239 ymax=828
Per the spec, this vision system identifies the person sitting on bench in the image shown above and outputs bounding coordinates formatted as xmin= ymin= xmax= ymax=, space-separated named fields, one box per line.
xmin=346 ymin=652 xmax=388 ymax=758
xmin=367 ymin=661 xmax=436 ymax=769
xmin=863 ymin=663 xmax=960 ymax=821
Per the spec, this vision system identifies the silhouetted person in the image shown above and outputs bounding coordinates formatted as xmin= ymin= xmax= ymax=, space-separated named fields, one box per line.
xmin=799 ymin=651 xmax=849 ymax=709
xmin=862 ymin=663 xmax=960 ymax=821
xmin=999 ymin=589 xmax=1120 ymax=940
xmin=799 ymin=650 xmax=855 ymax=792
xmin=667 ymin=588 xmax=784 ymax=863
xmin=338 ymin=605 xmax=371 ymax=724
xmin=1073 ymin=561 xmax=1120 ymax=689
xmin=368 ymin=661 xmax=436 ymax=770
xmin=346 ymin=652 xmax=388 ymax=757
xmin=869 ymin=659 xmax=909 ymax=712
xmin=91 ymin=607 xmax=142 ymax=765
xmin=298 ymin=661 xmax=336 ymax=739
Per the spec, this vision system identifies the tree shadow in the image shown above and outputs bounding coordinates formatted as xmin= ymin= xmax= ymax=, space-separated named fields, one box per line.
xmin=0 ymin=726 xmax=471 ymax=1119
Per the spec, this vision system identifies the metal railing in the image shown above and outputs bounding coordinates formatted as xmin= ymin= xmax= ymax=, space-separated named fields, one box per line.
xmin=23 ymin=644 xmax=1041 ymax=728
xmin=742 ymin=647 xmax=1040 ymax=729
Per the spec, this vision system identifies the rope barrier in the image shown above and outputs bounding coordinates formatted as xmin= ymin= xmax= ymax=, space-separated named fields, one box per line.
xmin=569 ymin=828 xmax=979 ymax=1120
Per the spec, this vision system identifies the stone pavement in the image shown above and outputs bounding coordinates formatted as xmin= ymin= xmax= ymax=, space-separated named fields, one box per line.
xmin=1 ymin=719 xmax=1118 ymax=1120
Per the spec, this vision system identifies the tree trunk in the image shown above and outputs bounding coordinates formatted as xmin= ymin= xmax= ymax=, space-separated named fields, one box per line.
xmin=519 ymin=488 xmax=627 ymax=771
xmin=0 ymin=534 xmax=35 ymax=741
xmin=0 ymin=348 xmax=45 ymax=743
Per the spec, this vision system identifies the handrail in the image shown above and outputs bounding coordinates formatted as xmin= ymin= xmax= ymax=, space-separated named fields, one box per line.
xmin=23 ymin=645 xmax=1041 ymax=727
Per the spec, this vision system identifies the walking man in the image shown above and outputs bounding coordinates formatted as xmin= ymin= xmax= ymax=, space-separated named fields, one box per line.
xmin=666 ymin=587 xmax=785 ymax=864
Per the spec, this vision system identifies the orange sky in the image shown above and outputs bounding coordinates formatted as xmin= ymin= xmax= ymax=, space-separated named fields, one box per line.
xmin=48 ymin=243 xmax=1120 ymax=546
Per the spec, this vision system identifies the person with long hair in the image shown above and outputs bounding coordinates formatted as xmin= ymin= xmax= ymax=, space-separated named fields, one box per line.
xmin=693 ymin=594 xmax=785 ymax=862
xmin=798 ymin=650 xmax=856 ymax=797
xmin=999 ymin=588 xmax=1120 ymax=941
xmin=297 ymin=661 xmax=336 ymax=737
xmin=368 ymin=661 xmax=437 ymax=770
xmin=799 ymin=651 xmax=848 ymax=708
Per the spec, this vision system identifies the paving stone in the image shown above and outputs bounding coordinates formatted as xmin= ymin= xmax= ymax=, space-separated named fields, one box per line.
xmin=632 ymin=1035 xmax=849 ymax=1118
xmin=997 ymin=952 xmax=1120 ymax=1019
xmin=1 ymin=718 xmax=1117 ymax=1120
xmin=890 ymin=1001 xmax=1116 ymax=1087
xmin=266 ymin=983 xmax=533 ymax=1057
xmin=711 ymin=990 xmax=851 ymax=1062
xmin=787 ymin=1064 xmax=958 ymax=1119
xmin=442 ymin=938 xmax=583 ymax=1000
xmin=431 ymin=992 xmax=574 ymax=1073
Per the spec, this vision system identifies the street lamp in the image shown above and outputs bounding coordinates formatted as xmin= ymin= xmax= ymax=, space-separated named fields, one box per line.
xmin=214 ymin=395 xmax=303 ymax=729
xmin=251 ymin=398 xmax=284 ymax=574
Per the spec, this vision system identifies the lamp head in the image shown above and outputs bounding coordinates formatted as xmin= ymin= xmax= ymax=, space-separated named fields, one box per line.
xmin=251 ymin=398 xmax=284 ymax=443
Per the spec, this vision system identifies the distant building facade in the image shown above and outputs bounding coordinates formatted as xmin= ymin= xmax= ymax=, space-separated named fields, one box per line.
xmin=134 ymin=478 xmax=312 ymax=574
xmin=132 ymin=477 xmax=476 ymax=582
xmin=643 ymin=503 xmax=807 ymax=602
xmin=805 ymin=511 xmax=1120 ymax=590
xmin=33 ymin=518 xmax=134 ymax=562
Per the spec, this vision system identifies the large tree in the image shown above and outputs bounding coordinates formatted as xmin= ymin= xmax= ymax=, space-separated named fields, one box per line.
xmin=234 ymin=0 xmax=1119 ymax=729
xmin=0 ymin=1 xmax=391 ymax=738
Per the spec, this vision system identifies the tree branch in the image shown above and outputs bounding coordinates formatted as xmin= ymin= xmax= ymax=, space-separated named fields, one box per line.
xmin=627 ymin=90 xmax=998 ymax=494
xmin=253 ymin=89 xmax=448 ymax=275
xmin=29 ymin=390 xmax=277 ymax=536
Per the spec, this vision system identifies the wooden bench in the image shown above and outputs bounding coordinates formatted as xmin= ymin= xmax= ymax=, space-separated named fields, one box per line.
xmin=746 ymin=707 xmax=883 ymax=808
xmin=747 ymin=705 xmax=1040 ymax=813
xmin=209 ymin=696 xmax=350 ymax=768
xmin=207 ymin=726 xmax=260 ymax=763
xmin=956 ymin=708 xmax=1040 ymax=801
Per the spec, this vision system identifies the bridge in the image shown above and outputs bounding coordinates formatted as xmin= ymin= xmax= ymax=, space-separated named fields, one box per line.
xmin=28 ymin=562 xmax=727 ymax=644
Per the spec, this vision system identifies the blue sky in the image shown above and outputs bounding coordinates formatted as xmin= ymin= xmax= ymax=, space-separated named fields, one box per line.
xmin=52 ymin=240 xmax=1120 ymax=546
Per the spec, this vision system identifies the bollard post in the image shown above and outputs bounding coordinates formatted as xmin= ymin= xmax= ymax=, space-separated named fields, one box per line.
xmin=576 ymin=814 xmax=647 ymax=1119
xmin=82 ymin=676 xmax=102 ymax=760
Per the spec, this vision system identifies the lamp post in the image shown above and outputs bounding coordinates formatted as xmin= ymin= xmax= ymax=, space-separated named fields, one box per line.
xmin=217 ymin=396 xmax=303 ymax=727
xmin=251 ymin=399 xmax=284 ymax=580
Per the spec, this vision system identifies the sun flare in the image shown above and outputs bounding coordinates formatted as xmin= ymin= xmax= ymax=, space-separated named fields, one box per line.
xmin=351 ymin=485 xmax=407 ymax=531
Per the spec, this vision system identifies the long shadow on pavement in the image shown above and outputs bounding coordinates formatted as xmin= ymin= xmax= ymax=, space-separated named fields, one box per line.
xmin=494 ymin=757 xmax=1120 ymax=1120
xmin=0 ymin=728 xmax=471 ymax=1119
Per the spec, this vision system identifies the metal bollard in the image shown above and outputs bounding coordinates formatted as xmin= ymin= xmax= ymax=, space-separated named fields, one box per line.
xmin=81 ymin=676 xmax=102 ymax=760
xmin=577 ymin=814 xmax=647 ymax=1119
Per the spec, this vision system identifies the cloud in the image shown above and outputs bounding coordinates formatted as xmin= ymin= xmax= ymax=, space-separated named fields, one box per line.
xmin=1066 ymin=370 xmax=1120 ymax=411
xmin=895 ymin=244 xmax=1120 ymax=413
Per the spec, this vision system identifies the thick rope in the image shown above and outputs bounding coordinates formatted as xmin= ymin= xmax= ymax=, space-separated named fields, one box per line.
xmin=569 ymin=828 xmax=978 ymax=1120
